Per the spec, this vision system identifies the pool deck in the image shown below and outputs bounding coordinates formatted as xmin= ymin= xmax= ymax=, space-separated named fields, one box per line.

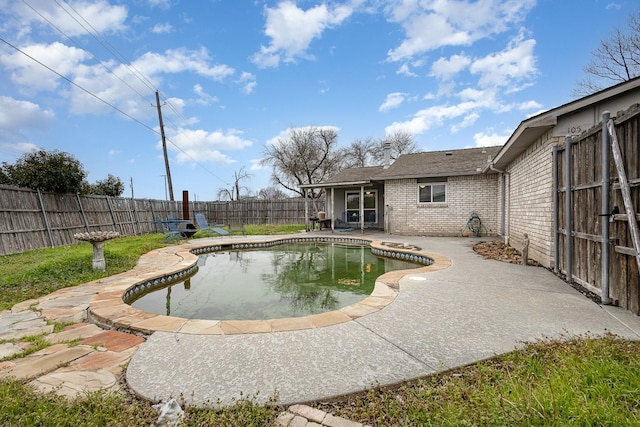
xmin=126 ymin=234 xmax=640 ymax=407
xmin=2 ymin=232 xmax=640 ymax=421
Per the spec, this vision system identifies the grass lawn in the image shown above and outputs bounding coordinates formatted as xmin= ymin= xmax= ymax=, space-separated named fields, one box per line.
xmin=1 ymin=229 xmax=639 ymax=426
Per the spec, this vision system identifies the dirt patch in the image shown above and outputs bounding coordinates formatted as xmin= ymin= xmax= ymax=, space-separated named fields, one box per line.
xmin=473 ymin=240 xmax=540 ymax=267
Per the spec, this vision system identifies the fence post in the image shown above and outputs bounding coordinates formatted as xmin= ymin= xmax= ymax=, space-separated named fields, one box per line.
xmin=37 ymin=189 xmax=54 ymax=248
xmin=131 ymin=198 xmax=141 ymax=235
xmin=76 ymin=193 xmax=90 ymax=232
xmin=106 ymin=196 xmax=121 ymax=233
xmin=564 ymin=136 xmax=573 ymax=283
xmin=553 ymin=145 xmax=559 ymax=274
xmin=601 ymin=111 xmax=612 ymax=304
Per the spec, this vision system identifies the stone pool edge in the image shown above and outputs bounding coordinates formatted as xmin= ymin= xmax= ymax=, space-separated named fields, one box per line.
xmin=87 ymin=236 xmax=451 ymax=336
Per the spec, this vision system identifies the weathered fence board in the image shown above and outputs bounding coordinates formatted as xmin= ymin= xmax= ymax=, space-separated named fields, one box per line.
xmin=0 ymin=186 xmax=321 ymax=256
xmin=556 ymin=104 xmax=640 ymax=314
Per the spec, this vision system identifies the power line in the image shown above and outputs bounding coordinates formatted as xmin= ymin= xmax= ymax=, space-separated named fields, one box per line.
xmin=56 ymin=0 xmax=157 ymax=94
xmin=5 ymin=5 xmax=233 ymax=187
xmin=22 ymin=0 xmax=154 ymax=106
xmin=0 ymin=36 xmax=160 ymax=135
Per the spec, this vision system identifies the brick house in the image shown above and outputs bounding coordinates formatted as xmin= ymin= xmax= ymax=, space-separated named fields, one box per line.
xmin=487 ymin=76 xmax=640 ymax=269
xmin=301 ymin=146 xmax=502 ymax=236
xmin=304 ymin=78 xmax=640 ymax=266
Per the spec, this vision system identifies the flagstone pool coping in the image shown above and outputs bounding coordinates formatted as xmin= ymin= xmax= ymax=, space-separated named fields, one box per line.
xmin=87 ymin=235 xmax=451 ymax=336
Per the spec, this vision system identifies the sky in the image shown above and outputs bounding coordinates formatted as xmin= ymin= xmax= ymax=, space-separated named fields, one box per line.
xmin=0 ymin=0 xmax=636 ymax=201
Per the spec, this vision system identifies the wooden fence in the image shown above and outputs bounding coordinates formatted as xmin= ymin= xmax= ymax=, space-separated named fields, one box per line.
xmin=0 ymin=186 xmax=322 ymax=256
xmin=556 ymin=104 xmax=640 ymax=314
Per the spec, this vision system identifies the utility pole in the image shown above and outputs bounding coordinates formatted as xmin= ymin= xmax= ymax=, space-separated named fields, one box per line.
xmin=155 ymin=90 xmax=174 ymax=201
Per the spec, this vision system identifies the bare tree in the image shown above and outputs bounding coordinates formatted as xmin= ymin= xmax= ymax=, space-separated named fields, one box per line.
xmin=371 ymin=130 xmax=419 ymax=165
xmin=217 ymin=166 xmax=252 ymax=201
xmin=257 ymin=186 xmax=289 ymax=200
xmin=261 ymin=126 xmax=342 ymax=199
xmin=342 ymin=137 xmax=377 ymax=168
xmin=574 ymin=10 xmax=640 ymax=96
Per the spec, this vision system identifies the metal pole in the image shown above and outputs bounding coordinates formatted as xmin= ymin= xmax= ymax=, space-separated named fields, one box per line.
xmin=565 ymin=136 xmax=573 ymax=283
xmin=601 ymin=112 xmax=612 ymax=304
xmin=553 ymin=144 xmax=559 ymax=274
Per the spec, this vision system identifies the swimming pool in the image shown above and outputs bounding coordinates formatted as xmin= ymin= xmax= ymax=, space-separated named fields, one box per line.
xmin=126 ymin=241 xmax=423 ymax=320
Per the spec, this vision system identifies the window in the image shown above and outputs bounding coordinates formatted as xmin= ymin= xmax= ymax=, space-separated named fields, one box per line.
xmin=418 ymin=183 xmax=446 ymax=203
xmin=346 ymin=190 xmax=377 ymax=223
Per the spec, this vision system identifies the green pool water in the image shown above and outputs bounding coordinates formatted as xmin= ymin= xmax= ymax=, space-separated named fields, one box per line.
xmin=128 ymin=242 xmax=420 ymax=320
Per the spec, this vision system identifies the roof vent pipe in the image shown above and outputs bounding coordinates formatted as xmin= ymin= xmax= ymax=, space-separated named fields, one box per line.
xmin=383 ymin=142 xmax=391 ymax=169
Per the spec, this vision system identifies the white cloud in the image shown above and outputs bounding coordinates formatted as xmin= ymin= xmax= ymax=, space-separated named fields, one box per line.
xmin=470 ymin=36 xmax=537 ymax=89
xmin=148 ymin=0 xmax=172 ymax=8
xmin=379 ymin=92 xmax=407 ymax=112
xmin=249 ymin=158 xmax=267 ymax=171
xmin=431 ymin=54 xmax=471 ymax=80
xmin=451 ymin=112 xmax=479 ymax=133
xmin=396 ymin=63 xmax=417 ymax=77
xmin=165 ymin=128 xmax=253 ymax=165
xmin=151 ymin=23 xmax=173 ymax=34
xmin=518 ymin=100 xmax=542 ymax=110
xmin=6 ymin=0 xmax=128 ymax=38
xmin=266 ymin=125 xmax=340 ymax=147
xmin=133 ymin=48 xmax=235 ymax=81
xmin=473 ymin=130 xmax=510 ymax=147
xmin=385 ymin=101 xmax=478 ymax=135
xmin=385 ymin=0 xmax=536 ymax=62
xmin=192 ymin=84 xmax=219 ymax=106
xmin=0 ymin=142 xmax=39 ymax=160
xmin=385 ymin=84 xmax=506 ymax=136
xmin=0 ymin=97 xmax=54 ymax=155
xmin=252 ymin=1 xmax=354 ymax=68
xmin=0 ymin=96 xmax=54 ymax=134
xmin=237 ymin=72 xmax=257 ymax=94
xmin=1 ymin=42 xmax=89 ymax=92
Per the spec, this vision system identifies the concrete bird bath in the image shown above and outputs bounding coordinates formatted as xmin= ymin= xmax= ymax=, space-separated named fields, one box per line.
xmin=74 ymin=231 xmax=120 ymax=271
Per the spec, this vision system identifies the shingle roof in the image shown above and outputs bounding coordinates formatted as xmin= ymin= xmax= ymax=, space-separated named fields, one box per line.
xmin=322 ymin=166 xmax=386 ymax=185
xmin=374 ymin=146 xmax=502 ymax=180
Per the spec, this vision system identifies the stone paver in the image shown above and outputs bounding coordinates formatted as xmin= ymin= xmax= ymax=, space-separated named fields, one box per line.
xmin=80 ymin=330 xmax=145 ymax=352
xmin=30 ymin=370 xmax=119 ymax=398
xmin=2 ymin=233 xmax=639 ymax=427
xmin=1 ymin=345 xmax=94 ymax=380
xmin=45 ymin=323 xmax=104 ymax=344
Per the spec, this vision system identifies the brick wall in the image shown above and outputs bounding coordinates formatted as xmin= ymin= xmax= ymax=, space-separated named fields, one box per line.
xmin=385 ymin=174 xmax=499 ymax=236
xmin=505 ymin=130 xmax=560 ymax=268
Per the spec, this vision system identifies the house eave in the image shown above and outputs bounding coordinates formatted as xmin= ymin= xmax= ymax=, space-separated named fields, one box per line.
xmin=488 ymin=76 xmax=640 ymax=172
xmin=299 ymin=180 xmax=379 ymax=189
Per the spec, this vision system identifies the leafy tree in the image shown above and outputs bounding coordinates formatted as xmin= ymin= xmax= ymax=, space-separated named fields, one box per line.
xmin=217 ymin=167 xmax=252 ymax=201
xmin=574 ymin=10 xmax=640 ymax=96
xmin=261 ymin=126 xmax=342 ymax=199
xmin=87 ymin=174 xmax=125 ymax=197
xmin=371 ymin=130 xmax=419 ymax=165
xmin=0 ymin=149 xmax=87 ymax=193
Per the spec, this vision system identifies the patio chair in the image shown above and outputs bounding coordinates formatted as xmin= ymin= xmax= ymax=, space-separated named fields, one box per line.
xmin=195 ymin=213 xmax=229 ymax=236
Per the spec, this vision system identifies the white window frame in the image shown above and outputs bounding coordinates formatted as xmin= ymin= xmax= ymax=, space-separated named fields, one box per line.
xmin=417 ymin=182 xmax=447 ymax=204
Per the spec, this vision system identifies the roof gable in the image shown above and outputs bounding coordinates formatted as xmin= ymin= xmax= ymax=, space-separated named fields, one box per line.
xmin=491 ymin=76 xmax=640 ymax=170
